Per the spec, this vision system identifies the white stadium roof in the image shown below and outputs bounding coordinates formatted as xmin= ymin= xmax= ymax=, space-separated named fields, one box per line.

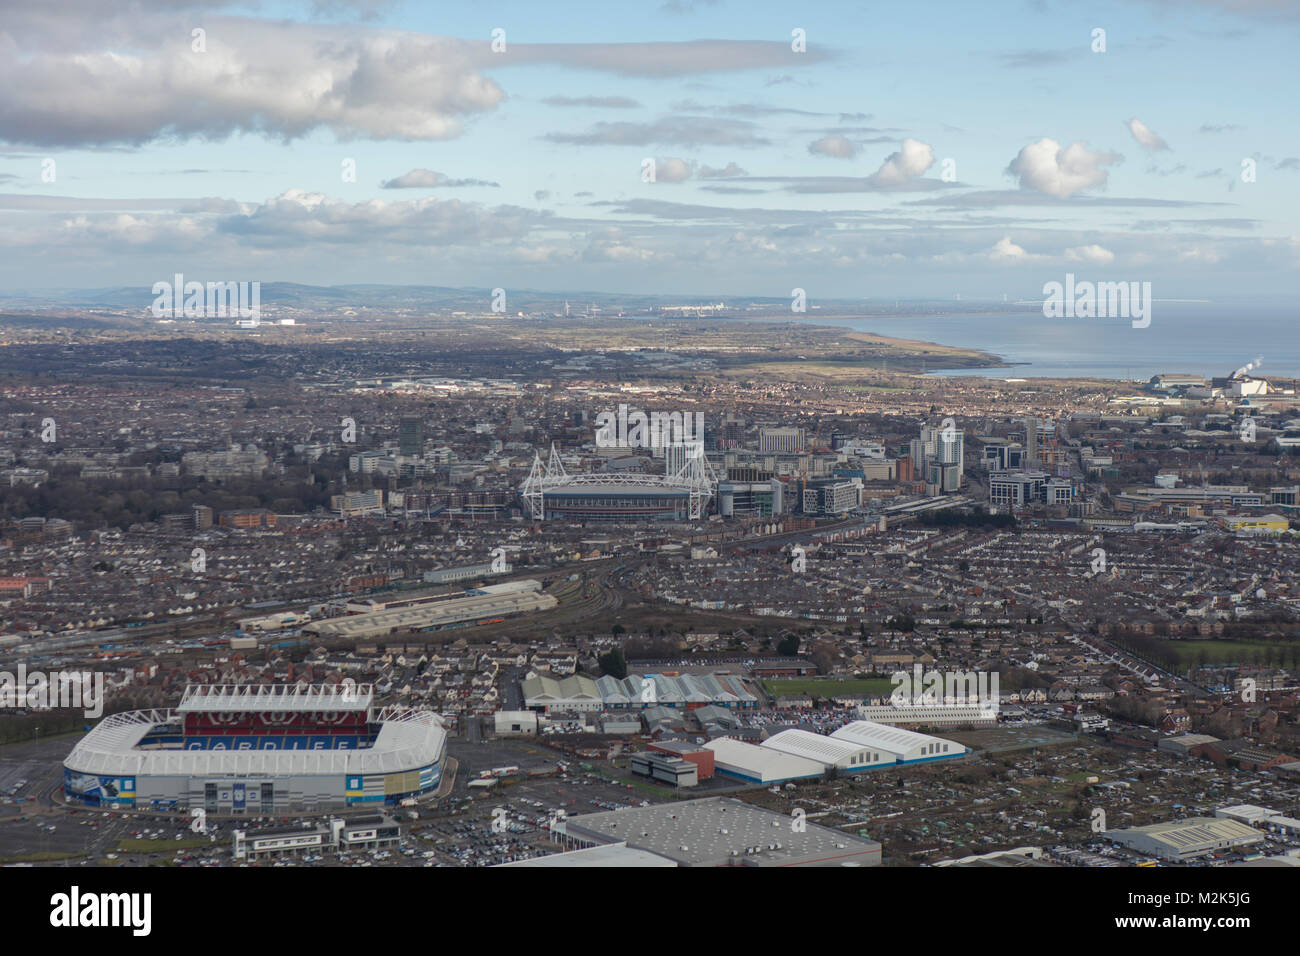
xmin=178 ymin=683 xmax=373 ymax=714
xmin=65 ymin=706 xmax=445 ymax=778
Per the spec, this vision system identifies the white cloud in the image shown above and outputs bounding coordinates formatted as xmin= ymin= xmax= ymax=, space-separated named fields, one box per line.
xmin=0 ymin=19 xmax=506 ymax=146
xmin=1178 ymin=247 xmax=1223 ymax=264
xmin=1126 ymin=118 xmax=1170 ymax=150
xmin=989 ymin=236 xmax=1031 ymax=260
xmin=654 ymin=158 xmax=695 ymax=182
xmin=380 ymin=169 xmax=499 ymax=188
xmin=808 ymin=134 xmax=857 ymax=159
xmin=868 ymin=138 xmax=934 ymax=185
xmin=1005 ymin=138 xmax=1120 ymax=197
xmin=215 ymin=189 xmax=538 ymax=248
xmin=583 ymin=230 xmax=657 ymax=261
xmin=1066 ymin=243 xmax=1116 ymax=264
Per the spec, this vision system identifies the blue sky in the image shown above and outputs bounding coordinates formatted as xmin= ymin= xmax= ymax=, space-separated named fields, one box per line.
xmin=1 ymin=0 xmax=1297 ymax=299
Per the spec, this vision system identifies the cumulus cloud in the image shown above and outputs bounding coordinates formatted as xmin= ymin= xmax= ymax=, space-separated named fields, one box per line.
xmin=868 ymin=138 xmax=934 ymax=185
xmin=1178 ymin=246 xmax=1224 ymax=264
xmin=583 ymin=229 xmax=656 ymax=262
xmin=652 ymin=158 xmax=695 ymax=182
xmin=1066 ymin=243 xmax=1116 ymax=264
xmin=0 ymin=15 xmax=824 ymax=148
xmin=1005 ymin=138 xmax=1120 ymax=197
xmin=1126 ymin=118 xmax=1170 ymax=150
xmin=808 ymin=134 xmax=857 ymax=159
xmin=989 ymin=236 xmax=1032 ymax=261
xmin=0 ymin=19 xmax=507 ymax=147
xmin=214 ymin=189 xmax=538 ymax=248
xmin=380 ymin=169 xmax=499 ymax=188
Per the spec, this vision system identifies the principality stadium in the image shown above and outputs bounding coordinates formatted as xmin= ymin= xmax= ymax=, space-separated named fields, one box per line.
xmin=521 ymin=443 xmax=716 ymax=521
xmin=63 ymin=684 xmax=446 ymax=812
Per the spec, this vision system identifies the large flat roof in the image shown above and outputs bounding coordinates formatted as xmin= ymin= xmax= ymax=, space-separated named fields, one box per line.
xmin=308 ymin=587 xmax=555 ymax=639
xmin=560 ymin=797 xmax=880 ymax=867
xmin=1109 ymin=817 xmax=1263 ymax=856
xmin=498 ymin=843 xmax=676 ymax=868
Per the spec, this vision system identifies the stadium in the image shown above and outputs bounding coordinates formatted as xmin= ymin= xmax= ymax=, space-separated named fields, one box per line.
xmin=62 ymin=684 xmax=446 ymax=812
xmin=520 ymin=443 xmax=716 ymax=521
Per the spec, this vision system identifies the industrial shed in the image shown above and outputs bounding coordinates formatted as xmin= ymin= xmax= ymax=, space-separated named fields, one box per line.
xmin=760 ymin=729 xmax=893 ymax=772
xmin=830 ymin=720 xmax=966 ymax=765
xmin=704 ymin=737 xmax=825 ymax=784
xmin=521 ymin=675 xmax=603 ymax=712
xmin=1108 ymin=817 xmax=1263 ymax=861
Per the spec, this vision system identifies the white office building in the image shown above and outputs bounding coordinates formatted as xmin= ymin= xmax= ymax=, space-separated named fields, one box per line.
xmin=759 ymin=427 xmax=805 ymax=454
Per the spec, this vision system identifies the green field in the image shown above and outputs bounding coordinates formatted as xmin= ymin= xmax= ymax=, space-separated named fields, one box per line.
xmin=762 ymin=678 xmax=896 ymax=699
xmin=1169 ymin=639 xmax=1299 ymax=668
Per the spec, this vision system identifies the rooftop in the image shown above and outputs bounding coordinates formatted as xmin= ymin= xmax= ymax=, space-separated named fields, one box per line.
xmin=560 ymin=797 xmax=881 ymax=867
xmin=177 ymin=682 xmax=373 ymax=713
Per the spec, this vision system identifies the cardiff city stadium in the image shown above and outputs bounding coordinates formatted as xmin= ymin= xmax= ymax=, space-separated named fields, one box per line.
xmin=62 ymin=684 xmax=446 ymax=812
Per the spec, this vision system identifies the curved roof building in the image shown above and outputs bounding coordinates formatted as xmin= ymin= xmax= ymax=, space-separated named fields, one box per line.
xmin=63 ymin=684 xmax=446 ymax=812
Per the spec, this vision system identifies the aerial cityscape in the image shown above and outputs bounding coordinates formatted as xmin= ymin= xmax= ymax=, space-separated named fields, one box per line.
xmin=1 ymin=0 xmax=1296 ymax=929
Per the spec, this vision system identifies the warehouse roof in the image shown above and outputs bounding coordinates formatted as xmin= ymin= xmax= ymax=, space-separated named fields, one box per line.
xmin=1215 ymin=804 xmax=1280 ymax=825
xmin=761 ymin=729 xmax=877 ymax=766
xmin=1109 ymin=817 xmax=1262 ymax=857
xmin=705 ymin=737 xmax=825 ymax=782
xmin=307 ymin=587 xmax=556 ymax=639
xmin=521 ymin=674 xmax=600 ymax=703
xmin=560 ymin=797 xmax=881 ymax=867
xmin=499 ymin=843 xmax=676 ymax=867
xmin=831 ymin=720 xmax=962 ymax=756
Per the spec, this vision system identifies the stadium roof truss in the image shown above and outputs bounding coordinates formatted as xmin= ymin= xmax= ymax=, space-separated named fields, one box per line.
xmin=521 ymin=442 xmax=717 ymax=520
xmin=178 ymin=682 xmax=374 ymax=714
